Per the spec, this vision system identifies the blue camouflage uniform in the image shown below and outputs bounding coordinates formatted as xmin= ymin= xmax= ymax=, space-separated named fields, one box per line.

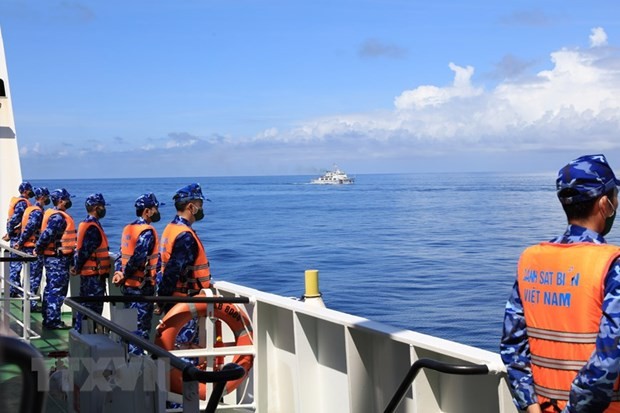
xmin=500 ymin=154 xmax=620 ymax=412
xmin=157 ymin=184 xmax=207 ymax=345
xmin=157 ymin=215 xmax=199 ymax=343
xmin=16 ymin=187 xmax=49 ymax=310
xmin=114 ymin=193 xmax=162 ymax=354
xmin=74 ymin=193 xmax=109 ymax=332
xmin=6 ymin=181 xmax=33 ymax=296
xmin=35 ymin=188 xmax=73 ymax=329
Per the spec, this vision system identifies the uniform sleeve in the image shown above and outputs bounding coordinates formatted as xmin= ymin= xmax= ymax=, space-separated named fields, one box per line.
xmin=17 ymin=209 xmax=42 ymax=247
xmin=114 ymin=246 xmax=122 ymax=272
xmin=74 ymin=225 xmax=103 ymax=273
xmin=157 ymin=231 xmax=197 ymax=298
xmin=565 ymin=259 xmax=620 ymax=412
xmin=500 ymin=278 xmax=538 ymax=410
xmin=35 ymin=214 xmax=66 ymax=255
xmin=6 ymin=200 xmax=28 ymax=236
xmin=123 ymin=229 xmax=155 ymax=276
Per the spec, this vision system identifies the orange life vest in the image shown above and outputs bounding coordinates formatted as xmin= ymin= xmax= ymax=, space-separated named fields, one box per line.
xmin=76 ymin=221 xmax=110 ymax=276
xmin=160 ymin=222 xmax=211 ymax=295
xmin=7 ymin=196 xmax=31 ymax=219
xmin=19 ymin=205 xmax=43 ymax=247
xmin=6 ymin=196 xmax=31 ymax=235
xmin=119 ymin=223 xmax=159 ymax=288
xmin=41 ymin=209 xmax=76 ymax=256
xmin=518 ymin=242 xmax=620 ymax=412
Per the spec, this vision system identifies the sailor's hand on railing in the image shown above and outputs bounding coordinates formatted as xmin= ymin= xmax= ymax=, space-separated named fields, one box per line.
xmin=112 ymin=271 xmax=125 ymax=286
xmin=1 ymin=234 xmax=9 ymax=242
xmin=69 ymin=267 xmax=77 ymax=276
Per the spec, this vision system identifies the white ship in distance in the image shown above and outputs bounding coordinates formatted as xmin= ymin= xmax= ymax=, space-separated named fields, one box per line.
xmin=311 ymin=165 xmax=355 ymax=184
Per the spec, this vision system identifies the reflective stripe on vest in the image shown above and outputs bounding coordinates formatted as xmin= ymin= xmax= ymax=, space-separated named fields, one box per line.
xmin=119 ymin=223 xmax=159 ymax=287
xmin=20 ymin=205 xmax=42 ymax=247
xmin=518 ymin=242 xmax=620 ymax=411
xmin=160 ymin=222 xmax=211 ymax=295
xmin=76 ymin=221 xmax=110 ymax=276
xmin=41 ymin=209 xmax=76 ymax=256
xmin=526 ymin=326 xmax=598 ymax=343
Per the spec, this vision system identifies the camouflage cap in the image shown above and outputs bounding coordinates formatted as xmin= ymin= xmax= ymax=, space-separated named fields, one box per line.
xmin=173 ymin=183 xmax=205 ymax=202
xmin=19 ymin=181 xmax=32 ymax=193
xmin=50 ymin=188 xmax=72 ymax=203
xmin=134 ymin=192 xmax=160 ymax=209
xmin=33 ymin=187 xmax=50 ymax=198
xmin=85 ymin=193 xmax=107 ymax=207
xmin=556 ymin=154 xmax=620 ymax=205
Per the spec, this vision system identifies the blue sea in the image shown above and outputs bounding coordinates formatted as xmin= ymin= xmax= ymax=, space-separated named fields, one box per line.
xmin=30 ymin=173 xmax=610 ymax=353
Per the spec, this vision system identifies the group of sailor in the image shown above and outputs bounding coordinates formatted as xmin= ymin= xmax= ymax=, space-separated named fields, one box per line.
xmin=3 ymin=182 xmax=210 ymax=351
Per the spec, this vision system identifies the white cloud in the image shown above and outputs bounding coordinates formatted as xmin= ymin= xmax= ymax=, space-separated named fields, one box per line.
xmin=590 ymin=27 xmax=607 ymax=48
xmin=394 ymin=63 xmax=483 ymax=110
xmin=21 ymin=27 xmax=620 ymax=177
xmin=278 ymin=27 xmax=620 ymax=152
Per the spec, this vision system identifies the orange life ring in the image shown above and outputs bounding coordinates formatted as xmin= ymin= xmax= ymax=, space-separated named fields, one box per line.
xmin=154 ymin=297 xmax=254 ymax=399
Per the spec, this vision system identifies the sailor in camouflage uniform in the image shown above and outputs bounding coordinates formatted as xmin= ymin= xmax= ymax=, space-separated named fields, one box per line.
xmin=157 ymin=183 xmax=211 ymax=345
xmin=35 ymin=188 xmax=75 ymax=329
xmin=16 ymin=186 xmax=50 ymax=311
xmin=501 ymin=154 xmax=620 ymax=412
xmin=3 ymin=181 xmax=34 ymax=296
xmin=113 ymin=193 xmax=162 ymax=354
xmin=73 ymin=193 xmax=110 ymax=332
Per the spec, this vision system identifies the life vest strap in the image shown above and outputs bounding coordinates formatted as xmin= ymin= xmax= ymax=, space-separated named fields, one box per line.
xmin=82 ymin=264 xmax=111 ymax=270
xmin=187 ymin=276 xmax=211 ymax=285
xmin=125 ymin=274 xmax=155 ymax=288
xmin=539 ymin=401 xmax=562 ymax=413
xmin=188 ymin=263 xmax=210 ymax=271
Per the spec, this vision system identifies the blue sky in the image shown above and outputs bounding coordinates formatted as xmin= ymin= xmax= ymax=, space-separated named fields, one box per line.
xmin=2 ymin=0 xmax=620 ymax=179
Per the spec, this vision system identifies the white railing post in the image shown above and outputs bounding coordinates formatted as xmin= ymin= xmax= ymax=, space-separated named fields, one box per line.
xmin=22 ymin=257 xmax=31 ymax=341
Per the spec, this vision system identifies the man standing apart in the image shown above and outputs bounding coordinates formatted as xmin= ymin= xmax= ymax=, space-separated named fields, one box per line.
xmin=112 ymin=193 xmax=161 ymax=354
xmin=501 ymin=154 xmax=620 ymax=412
xmin=157 ymin=183 xmax=211 ymax=344
xmin=3 ymin=181 xmax=34 ymax=297
xmin=35 ymin=188 xmax=75 ymax=330
xmin=16 ymin=187 xmax=50 ymax=312
xmin=72 ymin=193 xmax=110 ymax=331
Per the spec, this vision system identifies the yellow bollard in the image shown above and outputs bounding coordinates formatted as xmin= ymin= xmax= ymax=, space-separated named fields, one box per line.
xmin=304 ymin=269 xmax=320 ymax=298
xmin=304 ymin=269 xmax=325 ymax=307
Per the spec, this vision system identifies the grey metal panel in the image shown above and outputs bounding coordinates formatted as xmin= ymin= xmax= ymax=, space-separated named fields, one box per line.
xmin=0 ymin=126 xmax=15 ymax=139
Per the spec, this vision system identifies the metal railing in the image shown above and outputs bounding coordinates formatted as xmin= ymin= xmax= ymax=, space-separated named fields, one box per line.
xmin=0 ymin=240 xmax=40 ymax=341
xmin=65 ymin=295 xmax=252 ymax=413
xmin=383 ymin=358 xmax=491 ymax=413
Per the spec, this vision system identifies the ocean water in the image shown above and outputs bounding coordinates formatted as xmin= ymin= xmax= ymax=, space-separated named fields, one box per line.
xmin=29 ymin=172 xmax=610 ymax=353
